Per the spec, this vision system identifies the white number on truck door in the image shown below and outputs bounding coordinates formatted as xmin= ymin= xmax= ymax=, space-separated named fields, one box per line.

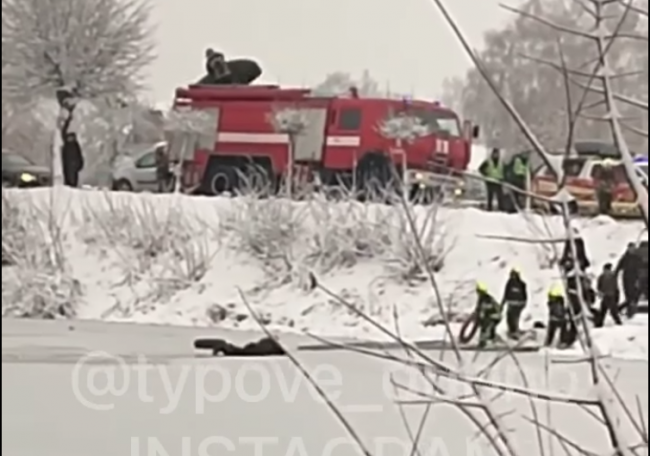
xmin=436 ymin=139 xmax=449 ymax=154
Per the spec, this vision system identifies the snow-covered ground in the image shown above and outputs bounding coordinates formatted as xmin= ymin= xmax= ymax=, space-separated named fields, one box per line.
xmin=2 ymin=187 xmax=647 ymax=360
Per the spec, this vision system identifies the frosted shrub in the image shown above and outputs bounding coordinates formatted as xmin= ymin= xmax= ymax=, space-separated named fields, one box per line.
xmin=378 ymin=113 xmax=429 ymax=143
xmin=1 ymin=190 xmax=81 ymax=318
xmin=1 ymin=191 xmax=26 ymax=266
xmin=222 ymin=196 xmax=304 ymax=272
xmin=3 ymin=269 xmax=82 ymax=319
xmin=146 ymin=232 xmax=216 ymax=302
xmin=381 ymin=203 xmax=452 ymax=282
xmin=84 ymin=195 xmax=192 ymax=271
xmin=81 ymin=193 xmax=217 ymax=304
xmin=268 ymin=107 xmax=308 ymax=134
xmin=303 ymin=195 xmax=384 ymax=272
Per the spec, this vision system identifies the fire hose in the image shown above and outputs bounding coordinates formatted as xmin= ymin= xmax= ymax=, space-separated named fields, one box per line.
xmin=457 ymin=310 xmax=479 ymax=344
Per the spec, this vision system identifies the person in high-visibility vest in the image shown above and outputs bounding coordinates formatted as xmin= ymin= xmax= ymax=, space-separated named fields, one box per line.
xmin=506 ymin=153 xmax=529 ymax=209
xmin=479 ymin=148 xmax=505 ymax=211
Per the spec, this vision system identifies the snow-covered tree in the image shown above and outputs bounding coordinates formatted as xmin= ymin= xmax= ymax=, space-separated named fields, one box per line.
xmin=312 ymin=70 xmax=381 ymax=97
xmin=441 ymin=0 xmax=648 ymax=152
xmin=2 ymin=0 xmax=155 ymax=184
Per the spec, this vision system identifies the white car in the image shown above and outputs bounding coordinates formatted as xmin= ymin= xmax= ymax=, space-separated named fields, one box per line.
xmin=111 ymin=143 xmax=169 ymax=192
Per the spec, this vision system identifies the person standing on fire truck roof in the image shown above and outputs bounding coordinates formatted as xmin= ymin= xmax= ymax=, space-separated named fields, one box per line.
xmin=479 ymin=148 xmax=505 ymax=212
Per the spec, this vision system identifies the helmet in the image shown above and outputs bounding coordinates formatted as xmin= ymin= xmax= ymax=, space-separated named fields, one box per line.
xmin=548 ymin=285 xmax=563 ymax=298
xmin=476 ymin=281 xmax=488 ymax=293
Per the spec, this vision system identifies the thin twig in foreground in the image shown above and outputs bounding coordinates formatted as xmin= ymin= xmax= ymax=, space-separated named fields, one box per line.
xmin=236 ymin=288 xmax=374 ymax=456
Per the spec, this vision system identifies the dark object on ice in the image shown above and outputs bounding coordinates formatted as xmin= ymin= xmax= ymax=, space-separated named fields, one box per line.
xmin=196 ymin=48 xmax=262 ymax=85
xmin=298 ymin=339 xmax=540 ymax=352
xmin=194 ymin=336 xmax=285 ymax=357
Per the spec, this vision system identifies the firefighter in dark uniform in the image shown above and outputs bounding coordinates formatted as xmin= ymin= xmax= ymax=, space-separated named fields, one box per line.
xmin=544 ymin=285 xmax=567 ymax=347
xmin=615 ymin=242 xmax=642 ymax=318
xmin=595 ymin=263 xmax=622 ymax=327
xmin=475 ymin=282 xmax=502 ymax=347
xmin=560 ymin=228 xmax=591 ymax=274
xmin=639 ymin=240 xmax=648 ymax=301
xmin=595 ymin=159 xmax=616 ymax=216
xmin=563 ymin=258 xmax=596 ymax=346
xmin=501 ymin=268 xmax=528 ymax=339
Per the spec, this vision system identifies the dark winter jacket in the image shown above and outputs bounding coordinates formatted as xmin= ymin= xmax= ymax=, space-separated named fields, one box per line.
xmin=61 ymin=140 xmax=84 ymax=174
xmin=615 ymin=248 xmax=642 ymax=283
xmin=638 ymin=241 xmax=648 ymax=269
xmin=502 ymin=276 xmax=528 ymax=304
xmin=560 ymin=237 xmax=590 ymax=272
xmin=566 ymin=275 xmax=595 ymax=312
xmin=155 ymin=151 xmax=170 ymax=180
xmin=595 ymin=166 xmax=615 ymax=190
xmin=597 ymin=270 xmax=619 ymax=297
xmin=547 ymin=296 xmax=567 ymax=322
xmin=477 ymin=292 xmax=501 ymax=321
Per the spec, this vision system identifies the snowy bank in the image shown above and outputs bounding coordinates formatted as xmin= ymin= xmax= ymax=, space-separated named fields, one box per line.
xmin=1 ymin=187 xmax=646 ymax=358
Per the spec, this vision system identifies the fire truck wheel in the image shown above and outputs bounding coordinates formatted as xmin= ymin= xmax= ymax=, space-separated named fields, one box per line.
xmin=355 ymin=152 xmax=399 ymax=200
xmin=210 ymin=169 xmax=233 ymax=195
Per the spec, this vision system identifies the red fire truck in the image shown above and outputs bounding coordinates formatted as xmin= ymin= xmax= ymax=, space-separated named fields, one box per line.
xmin=170 ymin=84 xmax=479 ymax=197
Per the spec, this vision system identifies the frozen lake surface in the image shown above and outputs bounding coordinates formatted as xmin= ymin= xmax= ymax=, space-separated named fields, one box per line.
xmin=2 ymin=318 xmax=648 ymax=456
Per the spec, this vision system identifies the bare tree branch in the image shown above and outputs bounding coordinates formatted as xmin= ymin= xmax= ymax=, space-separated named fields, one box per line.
xmin=621 ymin=122 xmax=649 ymax=137
xmin=502 ymin=3 xmax=647 ymax=41
xmin=568 ymin=76 xmax=649 ymax=110
xmin=615 ymin=0 xmax=649 ymax=16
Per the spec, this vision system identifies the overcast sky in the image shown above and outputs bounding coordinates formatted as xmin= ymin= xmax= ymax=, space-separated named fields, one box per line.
xmin=147 ymin=0 xmax=517 ymax=105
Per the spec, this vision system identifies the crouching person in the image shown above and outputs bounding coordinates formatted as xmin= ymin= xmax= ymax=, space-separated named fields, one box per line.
xmin=475 ymin=282 xmax=502 ymax=348
xmin=545 ymin=285 xmax=567 ymax=347
xmin=502 ymin=268 xmax=528 ymax=339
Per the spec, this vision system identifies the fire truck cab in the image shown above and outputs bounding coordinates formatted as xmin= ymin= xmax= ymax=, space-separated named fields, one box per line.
xmin=170 ymin=84 xmax=478 ymax=197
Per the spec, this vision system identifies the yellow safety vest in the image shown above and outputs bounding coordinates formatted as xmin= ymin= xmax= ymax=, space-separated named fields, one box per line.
xmin=484 ymin=159 xmax=503 ymax=180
